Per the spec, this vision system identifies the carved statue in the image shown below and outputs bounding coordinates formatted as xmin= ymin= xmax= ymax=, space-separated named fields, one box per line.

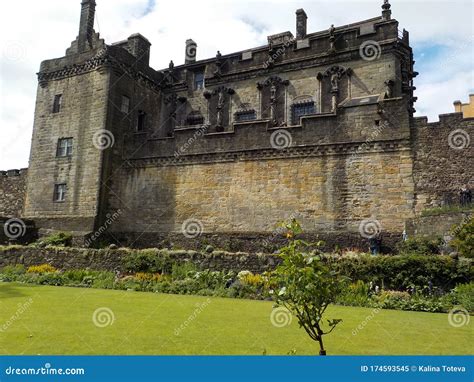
xmin=330 ymin=72 xmax=339 ymax=91
xmin=270 ymin=84 xmax=277 ymax=125
xmin=216 ymin=88 xmax=225 ymax=128
xmin=384 ymin=80 xmax=394 ymax=99
xmin=169 ymin=60 xmax=174 ymax=71
xmin=328 ymin=24 xmax=336 ymax=52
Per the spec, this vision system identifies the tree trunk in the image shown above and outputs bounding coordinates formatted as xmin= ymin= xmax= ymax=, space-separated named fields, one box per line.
xmin=317 ymin=337 xmax=326 ymax=355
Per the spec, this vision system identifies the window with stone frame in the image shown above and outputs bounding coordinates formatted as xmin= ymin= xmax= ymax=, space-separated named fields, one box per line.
xmin=56 ymin=138 xmax=73 ymax=157
xmin=53 ymin=184 xmax=67 ymax=202
xmin=194 ymin=71 xmax=205 ymax=90
xmin=292 ymin=100 xmax=315 ymax=125
xmin=137 ymin=110 xmax=147 ymax=131
xmin=121 ymin=95 xmax=130 ymax=114
xmin=186 ymin=111 xmax=204 ymax=126
xmin=234 ymin=109 xmax=257 ymax=122
xmin=52 ymin=94 xmax=62 ymax=113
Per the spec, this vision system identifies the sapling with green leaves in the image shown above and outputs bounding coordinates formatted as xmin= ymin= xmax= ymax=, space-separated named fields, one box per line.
xmin=268 ymin=219 xmax=348 ymax=355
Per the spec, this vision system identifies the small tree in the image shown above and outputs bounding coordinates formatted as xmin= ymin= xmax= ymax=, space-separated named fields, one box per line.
xmin=268 ymin=219 xmax=348 ymax=355
xmin=450 ymin=217 xmax=474 ymax=258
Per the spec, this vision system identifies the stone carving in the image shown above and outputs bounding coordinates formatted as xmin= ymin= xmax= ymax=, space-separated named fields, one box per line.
xmin=384 ymin=79 xmax=394 ymax=99
xmin=328 ymin=24 xmax=336 ymax=53
xmin=257 ymin=76 xmax=289 ymax=126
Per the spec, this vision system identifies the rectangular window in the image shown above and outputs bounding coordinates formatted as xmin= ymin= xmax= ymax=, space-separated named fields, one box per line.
xmin=52 ymin=94 xmax=62 ymax=113
xmin=292 ymin=101 xmax=315 ymax=125
xmin=194 ymin=72 xmax=205 ymax=90
xmin=235 ymin=110 xmax=257 ymax=122
xmin=137 ymin=111 xmax=147 ymax=131
xmin=121 ymin=96 xmax=130 ymax=114
xmin=56 ymin=138 xmax=73 ymax=157
xmin=53 ymin=184 xmax=67 ymax=202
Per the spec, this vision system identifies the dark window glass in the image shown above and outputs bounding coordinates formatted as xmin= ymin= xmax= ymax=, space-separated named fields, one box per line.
xmin=121 ymin=96 xmax=130 ymax=114
xmin=53 ymin=94 xmax=62 ymax=113
xmin=56 ymin=138 xmax=73 ymax=157
xmin=292 ymin=101 xmax=315 ymax=124
xmin=235 ymin=110 xmax=257 ymax=122
xmin=194 ymin=72 xmax=204 ymax=90
xmin=53 ymin=184 xmax=67 ymax=202
xmin=137 ymin=111 xmax=146 ymax=131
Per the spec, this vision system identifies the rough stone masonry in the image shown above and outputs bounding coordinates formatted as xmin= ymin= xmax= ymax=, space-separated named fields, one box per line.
xmin=1 ymin=0 xmax=472 ymax=251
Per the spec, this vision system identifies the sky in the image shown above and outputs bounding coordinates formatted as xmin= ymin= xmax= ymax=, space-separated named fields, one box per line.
xmin=0 ymin=0 xmax=472 ymax=169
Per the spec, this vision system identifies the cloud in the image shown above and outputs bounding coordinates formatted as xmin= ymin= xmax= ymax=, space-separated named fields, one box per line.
xmin=0 ymin=0 xmax=472 ymax=169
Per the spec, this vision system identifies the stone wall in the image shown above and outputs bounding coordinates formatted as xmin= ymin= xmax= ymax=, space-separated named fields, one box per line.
xmin=23 ymin=49 xmax=112 ymax=233
xmin=0 ymin=246 xmax=279 ymax=273
xmin=0 ymin=169 xmax=27 ymax=218
xmin=411 ymin=113 xmax=474 ymax=213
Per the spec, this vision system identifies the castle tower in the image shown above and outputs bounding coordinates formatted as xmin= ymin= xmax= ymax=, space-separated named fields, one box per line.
xmin=23 ymin=0 xmax=111 ymax=237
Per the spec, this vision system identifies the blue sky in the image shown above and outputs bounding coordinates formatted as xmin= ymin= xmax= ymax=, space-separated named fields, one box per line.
xmin=0 ymin=0 xmax=472 ymax=169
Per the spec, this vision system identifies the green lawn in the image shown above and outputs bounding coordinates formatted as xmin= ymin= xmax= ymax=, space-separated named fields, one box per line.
xmin=0 ymin=283 xmax=471 ymax=355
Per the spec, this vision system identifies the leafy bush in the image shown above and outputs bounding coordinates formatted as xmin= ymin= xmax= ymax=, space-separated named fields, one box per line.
xmin=337 ymin=281 xmax=373 ymax=307
xmin=397 ymin=236 xmax=444 ymax=255
xmin=450 ymin=217 xmax=474 ymax=258
xmin=39 ymin=232 xmax=73 ymax=247
xmin=450 ymin=282 xmax=474 ymax=312
xmin=326 ymin=254 xmax=472 ymax=291
xmin=171 ymin=262 xmax=197 ymax=280
xmin=27 ymin=264 xmax=57 ymax=274
xmin=122 ymin=249 xmax=172 ymax=274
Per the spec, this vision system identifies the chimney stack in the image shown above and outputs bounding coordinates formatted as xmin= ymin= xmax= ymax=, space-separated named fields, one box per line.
xmin=78 ymin=0 xmax=96 ymax=52
xmin=381 ymin=0 xmax=392 ymax=21
xmin=296 ymin=9 xmax=307 ymax=39
xmin=185 ymin=39 xmax=197 ymax=64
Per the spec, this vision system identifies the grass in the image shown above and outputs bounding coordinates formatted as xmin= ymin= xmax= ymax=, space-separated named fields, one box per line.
xmin=0 ymin=283 xmax=472 ymax=355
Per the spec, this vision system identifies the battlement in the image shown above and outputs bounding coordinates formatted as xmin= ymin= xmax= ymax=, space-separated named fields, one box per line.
xmin=0 ymin=168 xmax=28 ymax=177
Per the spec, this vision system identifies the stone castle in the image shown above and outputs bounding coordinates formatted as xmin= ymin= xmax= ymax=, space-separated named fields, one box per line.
xmin=0 ymin=0 xmax=472 ymax=251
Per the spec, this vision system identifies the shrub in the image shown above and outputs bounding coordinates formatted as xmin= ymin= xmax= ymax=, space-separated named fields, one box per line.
xmin=397 ymin=236 xmax=444 ymax=255
xmin=122 ymin=249 xmax=172 ymax=274
xmin=135 ymin=272 xmax=162 ymax=282
xmin=337 ymin=280 xmax=373 ymax=307
xmin=451 ymin=282 xmax=474 ymax=312
xmin=27 ymin=264 xmax=57 ymax=274
xmin=1 ymin=264 xmax=26 ymax=275
xmin=325 ymin=254 xmax=472 ymax=291
xmin=239 ymin=272 xmax=265 ymax=288
xmin=39 ymin=232 xmax=73 ymax=247
xmin=171 ymin=262 xmax=197 ymax=280
xmin=450 ymin=217 xmax=474 ymax=258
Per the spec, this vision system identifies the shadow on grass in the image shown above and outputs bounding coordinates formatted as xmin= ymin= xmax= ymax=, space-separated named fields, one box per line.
xmin=0 ymin=282 xmax=39 ymax=299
